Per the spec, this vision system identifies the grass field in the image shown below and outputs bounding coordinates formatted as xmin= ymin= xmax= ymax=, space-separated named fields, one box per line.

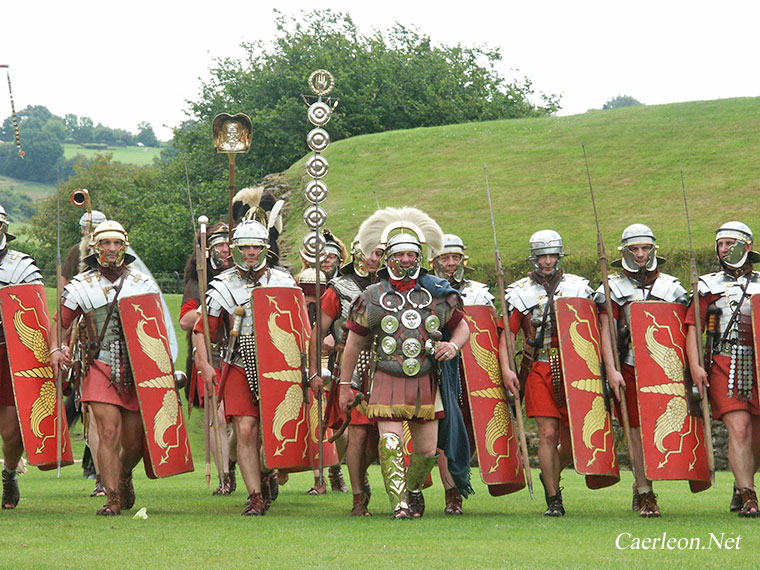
xmin=0 ymin=174 xmax=56 ymax=199
xmin=6 ymin=291 xmax=753 ymax=568
xmin=62 ymin=143 xmax=163 ymax=166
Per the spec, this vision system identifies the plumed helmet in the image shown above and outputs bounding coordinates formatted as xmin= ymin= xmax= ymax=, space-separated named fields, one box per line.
xmin=231 ymin=219 xmax=269 ymax=272
xmin=0 ymin=204 xmax=15 ymax=249
xmin=88 ymin=220 xmax=132 ymax=268
xmin=79 ymin=210 xmax=107 ymax=228
xmin=715 ymin=221 xmax=760 ymax=269
xmin=617 ymin=223 xmax=659 ymax=272
xmin=357 ymin=207 xmax=442 ymax=281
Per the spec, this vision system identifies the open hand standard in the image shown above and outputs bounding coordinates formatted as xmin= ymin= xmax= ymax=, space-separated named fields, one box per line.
xmin=616 ymin=532 xmax=742 ymax=551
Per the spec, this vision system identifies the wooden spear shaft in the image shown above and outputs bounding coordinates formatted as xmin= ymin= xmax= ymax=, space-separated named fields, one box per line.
xmin=484 ymin=165 xmax=534 ymax=499
xmin=681 ymin=168 xmax=715 ymax=484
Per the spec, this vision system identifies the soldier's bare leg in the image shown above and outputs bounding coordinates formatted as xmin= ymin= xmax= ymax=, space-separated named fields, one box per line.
xmin=723 ymin=410 xmax=755 ymax=489
xmin=558 ymin=423 xmax=572 ymax=471
xmin=0 ymin=406 xmax=23 ymax=509
xmin=536 ymin=416 xmax=562 ymax=494
xmin=119 ymin=409 xmax=144 ymax=474
xmin=0 ymin=406 xmax=23 ymax=471
xmin=629 ymin=427 xmax=652 ymax=490
xmin=347 ymin=425 xmax=369 ymax=494
xmin=90 ymin=402 xmax=124 ymax=493
xmin=87 ymin=408 xmax=101 ymax=474
xmin=233 ymin=415 xmax=261 ymax=494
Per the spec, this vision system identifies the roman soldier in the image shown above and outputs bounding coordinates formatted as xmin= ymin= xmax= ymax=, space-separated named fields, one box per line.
xmin=0 ymin=204 xmax=45 ymax=509
xmin=596 ymin=224 xmax=687 ymax=517
xmin=309 ymin=235 xmax=384 ymax=515
xmin=192 ymin=214 xmax=296 ymax=516
xmin=500 ymin=230 xmax=594 ymax=516
xmin=429 ymin=233 xmax=489 ymax=515
xmin=338 ymin=207 xmax=470 ymax=519
xmin=51 ymin=220 xmax=161 ymax=516
xmin=687 ymin=221 xmax=760 ymax=518
xmin=180 ymin=221 xmax=237 ymax=495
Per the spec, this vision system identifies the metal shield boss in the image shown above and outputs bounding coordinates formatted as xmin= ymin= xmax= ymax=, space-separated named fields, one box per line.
xmin=0 ymin=284 xmax=74 ymax=470
xmin=629 ymin=301 xmax=710 ymax=491
xmin=460 ymin=304 xmax=525 ymax=494
xmin=555 ymin=297 xmax=620 ymax=489
xmin=253 ymin=286 xmax=312 ymax=470
xmin=119 ymin=293 xmax=193 ymax=478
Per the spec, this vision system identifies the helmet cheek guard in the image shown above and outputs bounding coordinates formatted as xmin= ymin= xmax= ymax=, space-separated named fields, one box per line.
xmin=528 ymin=230 xmax=564 ymax=276
xmin=385 ymin=233 xmax=422 ymax=280
xmin=91 ymin=220 xmax=130 ymax=268
xmin=716 ymin=221 xmax=755 ymax=269
xmin=231 ymin=220 xmax=269 ymax=272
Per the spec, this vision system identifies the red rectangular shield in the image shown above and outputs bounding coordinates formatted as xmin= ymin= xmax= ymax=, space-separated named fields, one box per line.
xmin=0 ymin=284 xmax=73 ymax=470
xmin=307 ymin=390 xmax=340 ymax=469
xmin=629 ymin=301 xmax=710 ymax=490
xmin=119 ymin=293 xmax=194 ymax=478
xmin=555 ymin=297 xmax=619 ymax=489
xmin=254 ymin=287 xmax=312 ymax=470
xmin=461 ymin=304 xmax=525 ymax=494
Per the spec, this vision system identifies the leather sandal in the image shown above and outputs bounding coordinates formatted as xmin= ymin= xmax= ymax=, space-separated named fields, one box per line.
xmin=638 ymin=491 xmax=661 ymax=518
xmin=408 ymin=490 xmax=425 ymax=518
xmin=242 ymin=492 xmax=266 ymax=516
xmin=119 ymin=472 xmax=135 ymax=511
xmin=306 ymin=477 xmax=326 ymax=495
xmin=351 ymin=492 xmax=372 ymax=516
xmin=391 ymin=505 xmax=412 ymax=520
xmin=2 ymin=469 xmax=19 ymax=509
xmin=361 ymin=472 xmax=371 ymax=506
xmin=97 ymin=489 xmax=121 ymax=516
xmin=228 ymin=460 xmax=237 ymax=493
xmin=213 ymin=474 xmax=232 ymax=496
xmin=90 ymin=475 xmax=107 ymax=498
xmin=631 ymin=485 xmax=641 ymax=512
xmin=730 ymin=484 xmax=743 ymax=513
xmin=444 ymin=487 xmax=463 ymax=515
xmin=738 ymin=488 xmax=760 ymax=518
xmin=328 ymin=464 xmax=348 ymax=492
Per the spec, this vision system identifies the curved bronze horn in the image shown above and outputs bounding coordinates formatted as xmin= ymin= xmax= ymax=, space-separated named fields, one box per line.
xmin=69 ymin=188 xmax=90 ymax=208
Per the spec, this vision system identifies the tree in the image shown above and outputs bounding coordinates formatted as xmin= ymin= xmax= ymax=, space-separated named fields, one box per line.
xmin=602 ymin=95 xmax=643 ymax=110
xmin=172 ymin=9 xmax=561 ymax=186
xmin=137 ymin=122 xmax=159 ymax=147
xmin=0 ymin=129 xmax=63 ymax=183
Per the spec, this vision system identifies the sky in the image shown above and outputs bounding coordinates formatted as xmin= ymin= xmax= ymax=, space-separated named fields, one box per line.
xmin=2 ymin=1 xmax=759 ymax=141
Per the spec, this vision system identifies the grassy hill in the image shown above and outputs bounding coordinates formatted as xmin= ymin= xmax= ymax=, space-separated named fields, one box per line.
xmin=282 ymin=97 xmax=760 ymax=286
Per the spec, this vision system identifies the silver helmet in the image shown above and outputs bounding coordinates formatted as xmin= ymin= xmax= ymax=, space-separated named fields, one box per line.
xmin=89 ymin=220 xmax=131 ymax=268
xmin=385 ymin=232 xmax=423 ymax=280
xmin=345 ymin=236 xmax=369 ymax=277
xmin=79 ymin=210 xmax=107 ymax=228
xmin=430 ymin=233 xmax=467 ymax=282
xmin=231 ymin=220 xmax=269 ymax=272
xmin=618 ymin=223 xmax=658 ymax=272
xmin=207 ymin=222 xmax=230 ymax=271
xmin=0 ymin=204 xmax=15 ymax=249
xmin=528 ymin=230 xmax=564 ymax=275
xmin=716 ymin=221 xmax=760 ymax=269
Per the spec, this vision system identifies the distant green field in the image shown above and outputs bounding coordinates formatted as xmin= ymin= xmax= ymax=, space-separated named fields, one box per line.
xmin=0 ymin=174 xmax=55 ymax=198
xmin=63 ymin=143 xmax=162 ymax=166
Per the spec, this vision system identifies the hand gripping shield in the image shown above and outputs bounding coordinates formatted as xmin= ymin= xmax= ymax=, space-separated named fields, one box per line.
xmin=629 ymin=301 xmax=711 ymax=492
xmin=119 ymin=293 xmax=193 ymax=478
xmin=253 ymin=287 xmax=312 ymax=470
xmin=307 ymin=388 xmax=339 ymax=470
xmin=461 ymin=305 xmax=525 ymax=495
xmin=0 ymin=284 xmax=73 ymax=470
xmin=555 ymin=297 xmax=620 ymax=489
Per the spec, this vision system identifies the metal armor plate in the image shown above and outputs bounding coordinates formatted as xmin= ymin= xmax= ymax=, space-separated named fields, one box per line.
xmin=119 ymin=293 xmax=193 ymax=478
xmin=629 ymin=301 xmax=710 ymax=491
xmin=555 ymin=297 xmax=620 ymax=489
xmin=0 ymin=284 xmax=73 ymax=470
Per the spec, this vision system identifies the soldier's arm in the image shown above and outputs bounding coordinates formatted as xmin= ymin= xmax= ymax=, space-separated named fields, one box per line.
xmin=599 ymin=312 xmax=625 ymax=401
xmin=338 ymin=330 xmax=363 ymax=413
xmin=498 ymin=328 xmax=520 ymax=397
xmin=308 ymin=310 xmax=335 ymax=395
xmin=192 ymin=314 xmax=220 ymax=389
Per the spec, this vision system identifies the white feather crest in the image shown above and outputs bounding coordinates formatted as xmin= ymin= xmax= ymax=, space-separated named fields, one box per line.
xmin=357 ymin=207 xmax=442 ymax=257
